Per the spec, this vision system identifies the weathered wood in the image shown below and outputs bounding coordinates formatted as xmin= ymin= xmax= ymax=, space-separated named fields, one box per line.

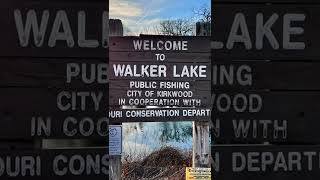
xmin=212 ymin=4 xmax=320 ymax=60
xmin=0 ymin=87 xmax=108 ymax=139
xmin=212 ymin=61 xmax=320 ymax=90
xmin=109 ymin=18 xmax=123 ymax=180
xmin=109 ymin=62 xmax=211 ymax=81
xmin=109 ymin=155 xmax=121 ymax=180
xmin=109 ymin=89 xmax=211 ymax=107
xmin=211 ymin=90 xmax=320 ymax=143
xmin=193 ymin=121 xmax=210 ymax=168
xmin=0 ymin=1 xmax=107 ymax=58
xmin=196 ymin=22 xmax=211 ymax=36
xmin=110 ymin=36 xmax=211 ymax=52
xmin=109 ymin=34 xmax=212 ymax=138
xmin=0 ymin=148 xmax=108 ymax=179
xmin=110 ymin=52 xmax=210 ymax=62
xmin=212 ymin=145 xmax=320 ymax=180
xmin=110 ymin=80 xmax=210 ymax=90
xmin=0 ymin=58 xmax=107 ymax=88
xmin=0 ymin=58 xmax=108 ymax=139
xmin=109 ymin=19 xmax=123 ymax=37
xmin=0 ymin=87 xmax=108 ymax=113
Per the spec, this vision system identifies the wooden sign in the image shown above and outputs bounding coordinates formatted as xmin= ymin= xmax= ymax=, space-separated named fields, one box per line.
xmin=211 ymin=90 xmax=320 ymax=143
xmin=211 ymin=1 xmax=320 ymax=143
xmin=212 ymin=145 xmax=320 ymax=179
xmin=0 ymin=1 xmax=110 ymax=178
xmin=0 ymin=58 xmax=107 ymax=88
xmin=210 ymin=61 xmax=320 ymax=143
xmin=212 ymin=4 xmax=320 ymax=60
xmin=109 ymin=36 xmax=211 ymax=122
xmin=212 ymin=61 xmax=320 ymax=90
xmin=110 ymin=36 xmax=211 ymax=52
xmin=109 ymin=107 xmax=211 ymax=123
xmin=0 ymin=148 xmax=108 ymax=179
xmin=109 ymin=52 xmax=210 ymax=62
xmin=0 ymin=0 xmax=108 ymax=139
xmin=0 ymin=0 xmax=108 ymax=58
xmin=0 ymin=59 xmax=108 ymax=139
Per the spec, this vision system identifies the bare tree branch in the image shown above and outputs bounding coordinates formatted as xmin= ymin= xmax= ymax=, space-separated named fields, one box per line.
xmin=193 ymin=4 xmax=211 ymax=23
xmin=158 ymin=18 xmax=194 ymax=36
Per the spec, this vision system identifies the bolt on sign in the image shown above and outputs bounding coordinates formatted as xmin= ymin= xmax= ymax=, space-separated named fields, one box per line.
xmin=0 ymin=0 xmax=108 ymax=140
xmin=211 ymin=0 xmax=320 ymax=144
xmin=109 ymin=35 xmax=211 ymax=122
xmin=185 ymin=167 xmax=211 ymax=180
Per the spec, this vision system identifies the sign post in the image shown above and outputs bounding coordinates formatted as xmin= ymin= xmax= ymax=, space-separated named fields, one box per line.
xmin=109 ymin=125 xmax=122 ymax=180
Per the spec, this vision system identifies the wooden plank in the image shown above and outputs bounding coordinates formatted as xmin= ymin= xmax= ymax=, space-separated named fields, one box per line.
xmin=212 ymin=4 xmax=320 ymax=60
xmin=110 ymin=36 xmax=211 ymax=52
xmin=108 ymin=11 xmax=122 ymax=180
xmin=0 ymin=58 xmax=108 ymax=139
xmin=110 ymin=80 xmax=210 ymax=91
xmin=0 ymin=148 xmax=108 ymax=179
xmin=109 ymin=107 xmax=211 ymax=123
xmin=110 ymin=89 xmax=211 ymax=107
xmin=193 ymin=121 xmax=210 ymax=168
xmin=110 ymin=52 xmax=210 ymax=62
xmin=109 ymin=155 xmax=121 ymax=180
xmin=0 ymin=58 xmax=108 ymax=138
xmin=109 ymin=62 xmax=211 ymax=81
xmin=109 ymin=19 xmax=123 ymax=37
xmin=109 ymin=36 xmax=211 ymax=125
xmin=212 ymin=145 xmax=320 ymax=180
xmin=0 ymin=87 xmax=108 ymax=139
xmin=212 ymin=61 xmax=320 ymax=90
xmin=0 ymin=1 xmax=107 ymax=58
xmin=211 ymin=90 xmax=320 ymax=143
xmin=0 ymin=58 xmax=107 ymax=88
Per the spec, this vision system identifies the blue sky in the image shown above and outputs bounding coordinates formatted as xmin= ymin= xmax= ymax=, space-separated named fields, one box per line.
xmin=110 ymin=0 xmax=210 ymax=35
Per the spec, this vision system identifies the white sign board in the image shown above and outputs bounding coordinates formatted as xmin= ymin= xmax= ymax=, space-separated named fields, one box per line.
xmin=109 ymin=125 xmax=122 ymax=155
xmin=186 ymin=167 xmax=211 ymax=180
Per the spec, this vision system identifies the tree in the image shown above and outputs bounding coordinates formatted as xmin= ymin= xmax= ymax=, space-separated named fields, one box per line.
xmin=158 ymin=18 xmax=194 ymax=36
xmin=193 ymin=4 xmax=211 ymax=23
xmin=155 ymin=4 xmax=211 ymax=36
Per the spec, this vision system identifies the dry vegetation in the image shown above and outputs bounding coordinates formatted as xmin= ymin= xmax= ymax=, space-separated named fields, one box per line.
xmin=122 ymin=147 xmax=192 ymax=180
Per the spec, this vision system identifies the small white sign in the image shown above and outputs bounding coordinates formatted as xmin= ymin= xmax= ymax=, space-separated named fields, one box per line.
xmin=109 ymin=125 xmax=122 ymax=156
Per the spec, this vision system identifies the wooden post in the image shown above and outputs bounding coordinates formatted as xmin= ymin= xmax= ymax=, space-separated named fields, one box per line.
xmin=110 ymin=155 xmax=122 ymax=180
xmin=109 ymin=19 xmax=124 ymax=36
xmin=196 ymin=22 xmax=211 ymax=36
xmin=192 ymin=22 xmax=211 ymax=168
xmin=192 ymin=121 xmax=210 ymax=168
xmin=109 ymin=19 xmax=123 ymax=180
